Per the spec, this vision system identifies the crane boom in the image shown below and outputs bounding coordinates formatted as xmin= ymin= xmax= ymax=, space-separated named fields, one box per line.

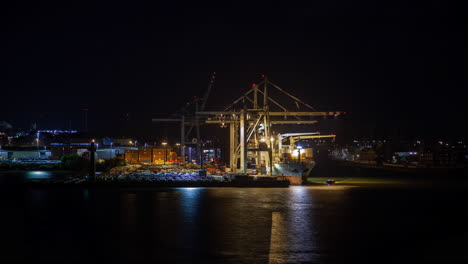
xmin=185 ymin=72 xmax=216 ymax=141
xmin=289 ymin=135 xmax=336 ymax=149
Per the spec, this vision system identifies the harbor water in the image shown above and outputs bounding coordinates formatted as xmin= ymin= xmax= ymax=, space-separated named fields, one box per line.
xmin=1 ymin=169 xmax=468 ymax=263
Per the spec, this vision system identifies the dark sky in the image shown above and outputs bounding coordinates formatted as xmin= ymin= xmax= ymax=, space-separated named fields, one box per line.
xmin=2 ymin=1 xmax=466 ymax=142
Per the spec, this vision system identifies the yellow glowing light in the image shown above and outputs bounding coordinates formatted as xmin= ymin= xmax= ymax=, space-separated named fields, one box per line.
xmin=291 ymin=148 xmax=304 ymax=157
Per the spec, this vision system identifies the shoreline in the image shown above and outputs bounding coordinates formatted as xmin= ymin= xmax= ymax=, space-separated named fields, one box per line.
xmin=22 ymin=178 xmax=291 ymax=188
xmin=334 ymin=159 xmax=466 ymax=172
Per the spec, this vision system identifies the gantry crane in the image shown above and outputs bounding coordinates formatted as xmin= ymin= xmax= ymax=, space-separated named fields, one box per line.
xmin=152 ymin=72 xmax=216 ymax=169
xmin=197 ymin=75 xmax=344 ymax=175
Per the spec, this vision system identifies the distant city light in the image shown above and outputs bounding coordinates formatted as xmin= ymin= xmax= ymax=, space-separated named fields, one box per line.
xmin=38 ymin=130 xmax=78 ymax=134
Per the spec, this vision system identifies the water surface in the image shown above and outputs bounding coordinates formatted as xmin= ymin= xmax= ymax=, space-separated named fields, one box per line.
xmin=1 ymin=172 xmax=468 ymax=263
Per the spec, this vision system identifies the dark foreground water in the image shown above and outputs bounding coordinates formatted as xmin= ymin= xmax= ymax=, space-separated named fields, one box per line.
xmin=1 ymin=171 xmax=468 ymax=263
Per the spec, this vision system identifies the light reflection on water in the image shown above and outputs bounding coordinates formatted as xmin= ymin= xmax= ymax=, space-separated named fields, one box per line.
xmin=25 ymin=171 xmax=53 ymax=180
xmin=269 ymin=186 xmax=320 ymax=264
xmin=179 ymin=187 xmax=203 ymax=226
xmin=270 ymin=186 xmax=354 ymax=264
xmin=16 ymin=180 xmax=467 ymax=263
xmin=287 ymin=187 xmax=318 ymax=260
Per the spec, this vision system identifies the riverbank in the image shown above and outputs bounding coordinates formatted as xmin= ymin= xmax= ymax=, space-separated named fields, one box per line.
xmin=334 ymin=159 xmax=466 ymax=174
xmin=23 ymin=177 xmax=290 ymax=188
xmin=20 ymin=168 xmax=290 ymax=188
xmin=316 ymin=159 xmax=467 ymax=178
xmin=0 ymin=160 xmax=61 ymax=171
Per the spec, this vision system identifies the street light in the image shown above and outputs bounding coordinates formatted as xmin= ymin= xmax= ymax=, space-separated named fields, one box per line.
xmin=35 ymin=138 xmax=39 ymax=158
xmin=175 ymin=143 xmax=180 ymax=156
xmin=162 ymin=142 xmax=168 ymax=164
xmin=36 ymin=131 xmax=40 ymax=149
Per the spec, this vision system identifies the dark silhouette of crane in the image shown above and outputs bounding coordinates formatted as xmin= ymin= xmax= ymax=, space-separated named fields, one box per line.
xmin=152 ymin=72 xmax=216 ymax=173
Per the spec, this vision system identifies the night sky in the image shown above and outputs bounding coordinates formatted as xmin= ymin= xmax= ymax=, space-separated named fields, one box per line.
xmin=2 ymin=1 xmax=466 ymax=142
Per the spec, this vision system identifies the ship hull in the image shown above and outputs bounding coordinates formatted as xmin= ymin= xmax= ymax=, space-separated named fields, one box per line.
xmin=272 ymin=162 xmax=315 ymax=185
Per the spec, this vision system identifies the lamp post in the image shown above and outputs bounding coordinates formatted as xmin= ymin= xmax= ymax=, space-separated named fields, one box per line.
xmin=270 ymin=136 xmax=275 ymax=158
xmin=162 ymin=142 xmax=167 ymax=164
xmin=175 ymin=143 xmax=180 ymax=156
xmin=36 ymin=131 xmax=40 ymax=149
xmin=35 ymin=138 xmax=40 ymax=158
xmin=88 ymin=142 xmax=96 ymax=181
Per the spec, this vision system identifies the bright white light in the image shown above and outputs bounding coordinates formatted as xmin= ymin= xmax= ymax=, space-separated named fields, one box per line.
xmin=26 ymin=171 xmax=51 ymax=180
xmin=291 ymin=148 xmax=304 ymax=157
